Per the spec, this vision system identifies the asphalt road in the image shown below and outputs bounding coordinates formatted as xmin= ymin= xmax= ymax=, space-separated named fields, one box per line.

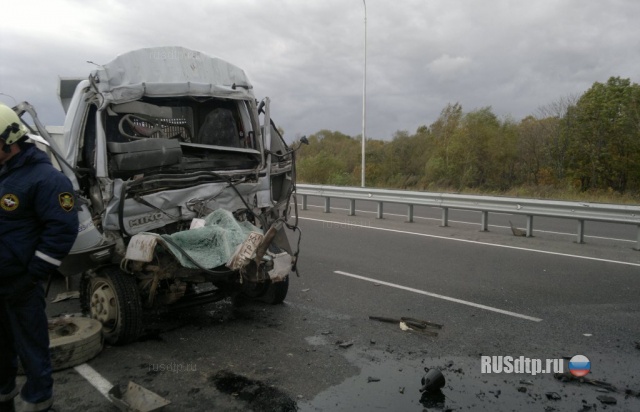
xmin=23 ymin=198 xmax=640 ymax=411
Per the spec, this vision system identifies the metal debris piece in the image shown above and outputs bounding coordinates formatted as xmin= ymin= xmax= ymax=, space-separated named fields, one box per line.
xmin=337 ymin=341 xmax=353 ymax=349
xmin=420 ymin=368 xmax=445 ymax=393
xmin=108 ymin=381 xmax=171 ymax=412
xmin=554 ymin=372 xmax=617 ymax=392
xmin=367 ymin=377 xmax=380 ymax=383
xmin=596 ymin=395 xmax=617 ymax=405
xmin=400 ymin=317 xmax=444 ymax=330
xmin=399 ymin=387 xmax=405 ymax=394
xmin=369 ymin=316 xmax=441 ymax=337
xmin=51 ymin=291 xmax=80 ymax=303
xmin=519 ymin=379 xmax=533 ymax=385
xmin=369 ymin=316 xmax=400 ymax=324
xmin=545 ymin=392 xmax=561 ymax=401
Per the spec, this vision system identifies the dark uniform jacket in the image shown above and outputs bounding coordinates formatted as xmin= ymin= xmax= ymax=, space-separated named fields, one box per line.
xmin=0 ymin=143 xmax=79 ymax=295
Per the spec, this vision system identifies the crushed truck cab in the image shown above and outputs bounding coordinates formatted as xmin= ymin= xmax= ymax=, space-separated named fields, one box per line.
xmin=17 ymin=47 xmax=301 ymax=344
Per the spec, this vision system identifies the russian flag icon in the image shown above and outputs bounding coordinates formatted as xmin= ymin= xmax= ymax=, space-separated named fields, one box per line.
xmin=569 ymin=355 xmax=590 ymax=377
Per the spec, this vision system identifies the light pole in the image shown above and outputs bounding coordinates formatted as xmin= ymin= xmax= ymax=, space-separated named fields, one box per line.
xmin=361 ymin=0 xmax=367 ymax=188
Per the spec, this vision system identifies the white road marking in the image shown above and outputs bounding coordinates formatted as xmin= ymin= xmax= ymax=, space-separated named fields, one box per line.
xmin=74 ymin=364 xmax=113 ymax=401
xmin=305 ymin=204 xmax=635 ymax=243
xmin=300 ymin=216 xmax=640 ymax=267
xmin=334 ymin=270 xmax=543 ymax=322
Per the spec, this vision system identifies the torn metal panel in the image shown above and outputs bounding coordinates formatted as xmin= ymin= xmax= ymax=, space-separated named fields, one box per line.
xmin=108 ymin=381 xmax=171 ymax=412
xmin=103 ymin=180 xmax=260 ymax=234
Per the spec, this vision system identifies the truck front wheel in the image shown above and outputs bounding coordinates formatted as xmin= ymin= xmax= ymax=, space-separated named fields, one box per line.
xmin=261 ymin=275 xmax=289 ymax=304
xmin=85 ymin=268 xmax=143 ymax=345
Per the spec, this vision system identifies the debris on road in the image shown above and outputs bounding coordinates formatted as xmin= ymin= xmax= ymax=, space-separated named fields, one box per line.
xmin=367 ymin=377 xmax=381 ymax=383
xmin=554 ymin=372 xmax=617 ymax=392
xmin=419 ymin=368 xmax=445 ymax=393
xmin=336 ymin=340 xmax=354 ymax=349
xmin=596 ymin=395 xmax=617 ymax=405
xmin=635 ymin=340 xmax=640 ymax=350
xmin=108 ymin=381 xmax=171 ymax=412
xmin=401 ymin=317 xmax=444 ymax=329
xmin=545 ymin=392 xmax=561 ymax=401
xmin=369 ymin=315 xmax=442 ymax=337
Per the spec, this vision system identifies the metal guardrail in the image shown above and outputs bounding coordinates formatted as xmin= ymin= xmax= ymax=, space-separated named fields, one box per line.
xmin=295 ymin=184 xmax=640 ymax=249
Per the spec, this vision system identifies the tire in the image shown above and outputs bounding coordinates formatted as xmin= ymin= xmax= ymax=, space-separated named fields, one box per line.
xmin=49 ymin=317 xmax=104 ymax=370
xmin=85 ymin=268 xmax=143 ymax=345
xmin=261 ymin=275 xmax=289 ymax=304
xmin=19 ymin=317 xmax=103 ymax=374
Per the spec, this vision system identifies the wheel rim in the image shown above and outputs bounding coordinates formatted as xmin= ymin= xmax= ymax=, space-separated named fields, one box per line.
xmin=90 ymin=280 xmax=118 ymax=331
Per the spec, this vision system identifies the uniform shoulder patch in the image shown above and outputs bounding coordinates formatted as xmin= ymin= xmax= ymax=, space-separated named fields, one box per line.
xmin=59 ymin=192 xmax=74 ymax=212
xmin=1 ymin=193 xmax=19 ymax=211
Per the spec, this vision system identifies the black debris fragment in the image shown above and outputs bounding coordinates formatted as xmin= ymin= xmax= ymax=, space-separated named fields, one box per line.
xmin=401 ymin=317 xmax=444 ymax=329
xmin=596 ymin=395 xmax=617 ymax=405
xmin=367 ymin=377 xmax=380 ymax=383
xmin=420 ymin=368 xmax=445 ymax=393
xmin=545 ymin=392 xmax=561 ymax=401
xmin=337 ymin=340 xmax=353 ymax=349
xmin=369 ymin=315 xmax=442 ymax=337
xmin=517 ymin=386 xmax=527 ymax=393
xmin=554 ymin=372 xmax=617 ymax=392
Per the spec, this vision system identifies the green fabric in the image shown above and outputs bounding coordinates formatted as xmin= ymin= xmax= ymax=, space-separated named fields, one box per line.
xmin=161 ymin=209 xmax=261 ymax=269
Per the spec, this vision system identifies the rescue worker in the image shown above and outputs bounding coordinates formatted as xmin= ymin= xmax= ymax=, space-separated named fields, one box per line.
xmin=0 ymin=103 xmax=79 ymax=412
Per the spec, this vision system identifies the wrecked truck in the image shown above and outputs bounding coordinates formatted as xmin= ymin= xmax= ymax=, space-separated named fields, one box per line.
xmin=15 ymin=46 xmax=302 ymax=345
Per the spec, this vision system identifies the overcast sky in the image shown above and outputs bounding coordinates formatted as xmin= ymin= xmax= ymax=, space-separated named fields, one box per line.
xmin=1 ymin=0 xmax=639 ymax=141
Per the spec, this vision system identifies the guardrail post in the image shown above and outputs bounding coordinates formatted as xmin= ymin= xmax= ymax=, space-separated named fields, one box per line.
xmin=481 ymin=211 xmax=489 ymax=231
xmin=576 ymin=219 xmax=585 ymax=244
xmin=377 ymin=202 xmax=384 ymax=219
xmin=526 ymin=215 xmax=534 ymax=237
xmin=441 ymin=207 xmax=449 ymax=227
xmin=302 ymin=194 xmax=308 ymax=210
xmin=324 ymin=197 xmax=331 ymax=213
xmin=348 ymin=199 xmax=356 ymax=216
xmin=407 ymin=204 xmax=414 ymax=223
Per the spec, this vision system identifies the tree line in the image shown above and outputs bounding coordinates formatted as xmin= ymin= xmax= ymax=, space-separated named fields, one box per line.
xmin=294 ymin=77 xmax=640 ymax=200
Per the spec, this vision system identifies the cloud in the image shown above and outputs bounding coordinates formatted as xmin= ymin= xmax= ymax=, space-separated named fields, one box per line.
xmin=428 ymin=55 xmax=472 ymax=79
xmin=1 ymin=0 xmax=639 ymax=140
